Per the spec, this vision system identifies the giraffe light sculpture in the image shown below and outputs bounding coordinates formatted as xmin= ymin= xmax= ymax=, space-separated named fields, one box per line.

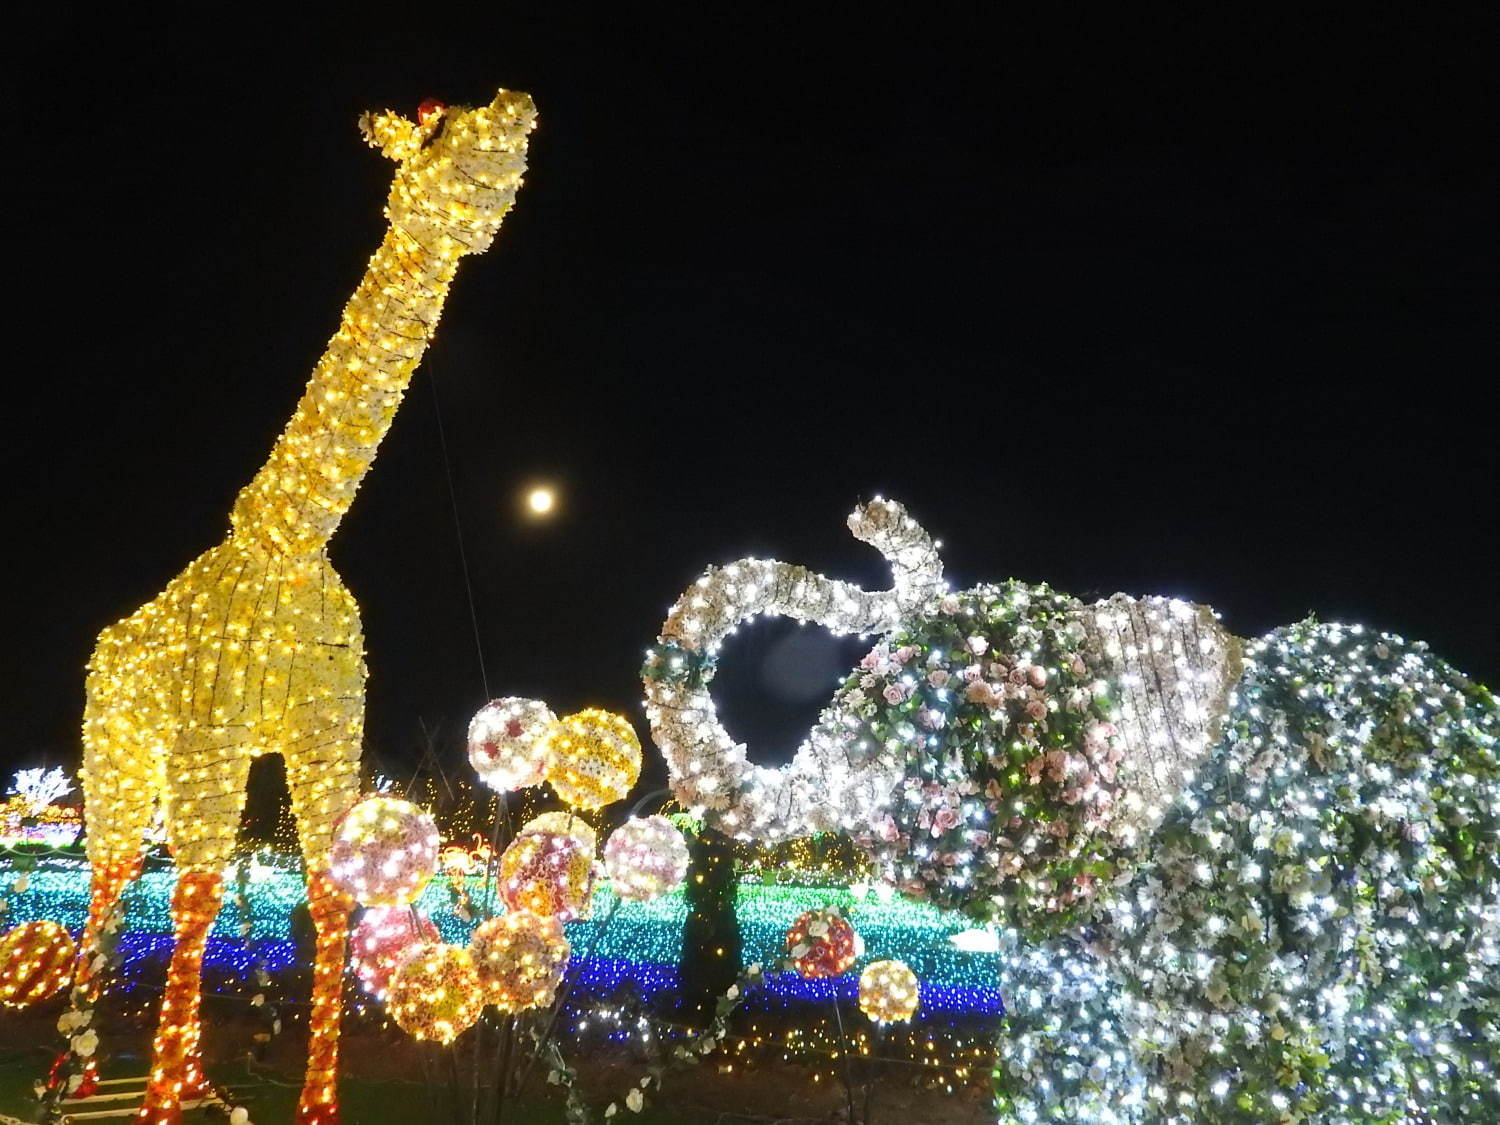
xmin=72 ymin=88 xmax=537 ymax=1124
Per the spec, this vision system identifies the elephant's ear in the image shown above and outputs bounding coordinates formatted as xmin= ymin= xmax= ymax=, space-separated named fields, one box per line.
xmin=1076 ymin=594 xmax=1244 ymax=837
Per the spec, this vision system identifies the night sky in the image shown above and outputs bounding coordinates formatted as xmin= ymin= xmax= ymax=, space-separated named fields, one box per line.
xmin=5 ymin=9 xmax=1495 ymax=799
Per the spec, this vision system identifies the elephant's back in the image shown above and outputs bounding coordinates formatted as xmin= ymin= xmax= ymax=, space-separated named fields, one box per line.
xmin=1116 ymin=620 xmax=1500 ymax=1117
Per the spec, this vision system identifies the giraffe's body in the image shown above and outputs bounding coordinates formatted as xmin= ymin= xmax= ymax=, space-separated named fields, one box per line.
xmin=72 ymin=90 xmax=536 ymax=1124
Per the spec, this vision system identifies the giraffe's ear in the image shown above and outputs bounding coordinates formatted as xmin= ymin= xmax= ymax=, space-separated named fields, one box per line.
xmin=358 ymin=109 xmax=422 ymax=162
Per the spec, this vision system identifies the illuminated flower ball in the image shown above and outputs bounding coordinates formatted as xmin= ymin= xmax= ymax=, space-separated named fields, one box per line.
xmin=499 ymin=831 xmax=595 ymax=920
xmin=542 ymin=709 xmax=642 ymax=810
xmin=329 ymin=796 xmax=440 ymax=908
xmin=858 ymin=959 xmax=920 ymax=1024
xmin=0 ymin=922 xmax=75 ymax=1008
xmin=468 ymin=911 xmax=570 ymax=1012
xmin=603 ymin=815 xmax=689 ymax=902
xmin=517 ymin=811 xmax=598 ymax=854
xmin=387 ymin=941 xmax=484 ymax=1045
xmin=350 ymin=906 xmax=440 ymax=1000
xmin=467 ymin=697 xmax=557 ymax=792
xmin=785 ymin=908 xmax=862 ymax=979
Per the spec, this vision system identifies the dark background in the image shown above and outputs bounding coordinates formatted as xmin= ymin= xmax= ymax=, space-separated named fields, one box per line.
xmin=3 ymin=8 xmax=1495 ymax=799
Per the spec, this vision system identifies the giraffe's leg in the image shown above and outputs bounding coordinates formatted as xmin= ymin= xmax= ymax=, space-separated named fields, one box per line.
xmin=283 ymin=712 xmax=362 ymax=1125
xmin=139 ymin=727 xmax=251 ymax=1125
xmin=69 ymin=699 xmax=160 ymax=1100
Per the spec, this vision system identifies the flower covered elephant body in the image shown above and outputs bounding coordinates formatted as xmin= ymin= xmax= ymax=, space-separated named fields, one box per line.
xmin=644 ymin=500 xmax=1499 ymax=1123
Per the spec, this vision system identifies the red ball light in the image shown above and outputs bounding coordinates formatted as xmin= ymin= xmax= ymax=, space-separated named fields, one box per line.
xmin=785 ymin=908 xmax=861 ymax=979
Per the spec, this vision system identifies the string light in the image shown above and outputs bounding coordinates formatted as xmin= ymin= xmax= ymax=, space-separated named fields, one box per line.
xmin=644 ymin=498 xmax=945 ymax=840
xmin=466 ymin=697 xmax=556 ymax=792
xmin=785 ymin=908 xmax=862 ymax=979
xmin=67 ymin=87 xmax=537 ymax=1121
xmin=0 ymin=921 xmax=75 ymax=1007
xmin=603 ymin=816 xmax=689 ymax=903
xmin=543 ymin=709 xmax=643 ymax=810
xmin=857 ymin=959 xmax=920 ymax=1024
xmin=349 ymin=905 xmax=439 ymax=1000
xmin=386 ymin=941 xmax=484 ymax=1045
xmin=499 ymin=831 xmax=595 ymax=921
xmin=328 ymin=796 xmax=440 ymax=908
xmin=469 ymin=911 xmax=570 ymax=1012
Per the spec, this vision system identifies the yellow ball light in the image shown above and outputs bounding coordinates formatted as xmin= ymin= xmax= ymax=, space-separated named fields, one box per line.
xmin=517 ymin=810 xmax=598 ymax=853
xmin=542 ymin=708 xmax=642 ymax=810
xmin=468 ymin=911 xmax=570 ymax=1013
xmin=387 ymin=942 xmax=484 ymax=1045
xmin=857 ymin=959 xmax=920 ymax=1024
xmin=498 ymin=831 xmax=595 ymax=921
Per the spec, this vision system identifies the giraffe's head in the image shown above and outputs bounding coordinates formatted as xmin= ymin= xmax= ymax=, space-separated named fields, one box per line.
xmin=360 ymin=88 xmax=538 ymax=256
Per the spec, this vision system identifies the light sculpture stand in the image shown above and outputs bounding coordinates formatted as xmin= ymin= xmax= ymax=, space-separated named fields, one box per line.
xmin=72 ymin=89 xmax=537 ymax=1124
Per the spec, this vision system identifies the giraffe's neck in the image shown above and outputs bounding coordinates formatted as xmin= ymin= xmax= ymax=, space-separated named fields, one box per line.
xmin=230 ymin=221 xmax=466 ymax=556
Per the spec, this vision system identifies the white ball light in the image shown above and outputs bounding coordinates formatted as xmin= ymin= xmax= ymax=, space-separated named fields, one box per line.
xmin=467 ymin=697 xmax=557 ymax=792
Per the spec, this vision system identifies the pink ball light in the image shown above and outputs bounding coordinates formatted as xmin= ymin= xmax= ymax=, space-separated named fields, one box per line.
xmin=329 ymin=796 xmax=441 ymax=908
xmin=350 ymin=906 xmax=440 ymax=1000
xmin=603 ymin=815 xmax=689 ymax=902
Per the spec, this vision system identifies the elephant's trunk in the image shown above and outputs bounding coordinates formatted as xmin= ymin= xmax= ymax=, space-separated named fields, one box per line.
xmin=646 ymin=498 xmax=944 ymax=840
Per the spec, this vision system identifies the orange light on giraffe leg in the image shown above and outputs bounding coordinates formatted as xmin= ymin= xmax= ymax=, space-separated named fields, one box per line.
xmin=296 ymin=870 xmax=351 ymax=1124
xmin=138 ymin=871 xmax=223 ymax=1123
xmin=77 ymin=856 xmax=142 ymax=988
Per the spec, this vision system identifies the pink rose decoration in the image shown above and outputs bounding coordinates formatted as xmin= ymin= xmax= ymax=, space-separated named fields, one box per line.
xmin=961 ymin=664 xmax=984 ymax=683
xmin=882 ymin=683 xmax=909 ymax=706
xmin=918 ymin=707 xmax=946 ymax=730
xmin=1070 ymin=655 xmax=1088 ymax=678
xmin=939 ymin=594 xmax=961 ymax=615
xmin=1028 ymin=665 xmax=1047 ymax=688
xmin=927 ymin=669 xmax=950 ymax=688
xmin=894 ymin=645 xmax=918 ymax=665
xmin=931 ymin=807 xmax=962 ymax=835
xmin=1026 ymin=699 xmax=1048 ymax=721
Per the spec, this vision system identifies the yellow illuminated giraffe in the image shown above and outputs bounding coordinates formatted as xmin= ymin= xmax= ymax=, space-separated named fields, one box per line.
xmin=74 ymin=89 xmax=537 ymax=1124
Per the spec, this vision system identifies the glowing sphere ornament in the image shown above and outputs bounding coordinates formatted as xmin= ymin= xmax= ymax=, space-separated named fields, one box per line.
xmin=387 ymin=942 xmax=484 ymax=1045
xmin=517 ymin=810 xmax=598 ymax=853
xmin=329 ymin=796 xmax=440 ymax=907
xmin=603 ymin=815 xmax=689 ymax=902
xmin=468 ymin=911 xmax=570 ymax=1012
xmin=858 ymin=959 xmax=920 ymax=1024
xmin=467 ymin=697 xmax=556 ymax=792
xmin=785 ymin=908 xmax=862 ymax=979
xmin=543 ymin=708 xmax=642 ymax=810
xmin=498 ymin=831 xmax=595 ymax=920
xmin=0 ymin=921 xmax=75 ymax=1008
xmin=349 ymin=906 xmax=440 ymax=1000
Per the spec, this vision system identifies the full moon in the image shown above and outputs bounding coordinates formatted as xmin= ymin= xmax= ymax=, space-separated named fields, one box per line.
xmin=527 ymin=487 xmax=555 ymax=515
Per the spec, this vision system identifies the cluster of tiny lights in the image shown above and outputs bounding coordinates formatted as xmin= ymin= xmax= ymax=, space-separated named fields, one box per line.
xmin=857 ymin=959 xmax=920 ymax=1024
xmin=328 ymin=796 xmax=440 ymax=907
xmin=785 ymin=908 xmax=863 ymax=979
xmin=469 ymin=911 xmax=570 ymax=1012
xmin=349 ymin=905 xmax=439 ymax=1000
xmin=65 ymin=87 xmax=535 ymax=1121
xmin=517 ymin=810 xmax=598 ymax=853
xmin=466 ymin=696 xmax=556 ymax=792
xmin=543 ymin=708 xmax=643 ymax=810
xmin=387 ymin=940 xmax=484 ymax=1045
xmin=0 ymin=921 xmax=74 ymax=1007
xmin=499 ymin=830 xmax=595 ymax=921
xmin=603 ymin=815 xmax=690 ymax=902
xmin=644 ymin=498 xmax=945 ymax=840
